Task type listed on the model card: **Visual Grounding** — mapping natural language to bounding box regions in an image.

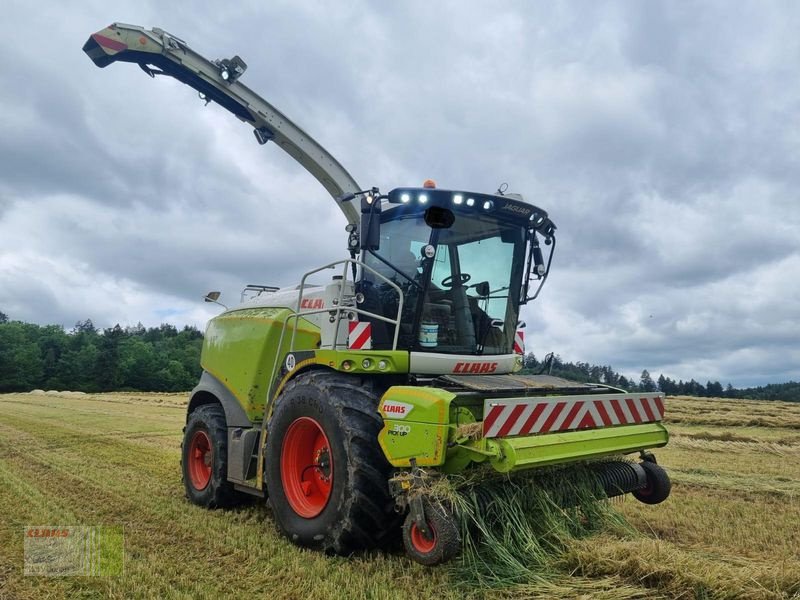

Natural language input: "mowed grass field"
[0,391,798,599]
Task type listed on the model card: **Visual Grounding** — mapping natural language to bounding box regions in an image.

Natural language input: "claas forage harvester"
[84,23,670,565]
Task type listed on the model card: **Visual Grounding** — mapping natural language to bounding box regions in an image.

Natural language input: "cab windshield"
[360,207,526,354]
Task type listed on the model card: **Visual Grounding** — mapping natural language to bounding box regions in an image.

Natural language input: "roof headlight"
[217,55,247,84]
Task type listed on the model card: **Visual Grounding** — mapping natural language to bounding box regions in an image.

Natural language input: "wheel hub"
[280,417,334,518]
[187,430,212,491]
[314,447,331,482]
[410,521,437,554]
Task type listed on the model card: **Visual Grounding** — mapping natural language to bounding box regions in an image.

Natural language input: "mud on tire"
[181,403,244,508]
[402,498,461,566]
[265,370,399,554]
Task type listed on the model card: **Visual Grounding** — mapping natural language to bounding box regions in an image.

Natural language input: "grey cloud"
[1,1,799,387]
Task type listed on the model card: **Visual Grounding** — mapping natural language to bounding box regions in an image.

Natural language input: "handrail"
[292,259,404,351]
[265,258,405,404]
[240,284,280,304]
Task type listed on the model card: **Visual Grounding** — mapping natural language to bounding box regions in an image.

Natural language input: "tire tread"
[268,370,399,553]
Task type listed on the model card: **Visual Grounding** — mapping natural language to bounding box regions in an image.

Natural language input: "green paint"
[441,439,501,474]
[377,387,456,467]
[374,384,669,474]
[202,307,320,421]
[380,420,450,466]
[442,422,668,474]
[202,306,668,476]
[314,349,409,374]
[487,422,669,472]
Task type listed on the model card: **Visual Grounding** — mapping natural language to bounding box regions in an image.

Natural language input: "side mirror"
[360,194,381,251]
[473,281,490,297]
[203,291,228,309]
[532,239,545,278]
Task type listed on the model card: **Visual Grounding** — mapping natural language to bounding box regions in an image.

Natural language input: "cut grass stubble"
[1,392,799,599]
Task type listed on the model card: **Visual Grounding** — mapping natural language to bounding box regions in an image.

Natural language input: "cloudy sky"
[1,1,798,387]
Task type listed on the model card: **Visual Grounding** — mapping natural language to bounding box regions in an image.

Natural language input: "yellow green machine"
[84,23,670,565]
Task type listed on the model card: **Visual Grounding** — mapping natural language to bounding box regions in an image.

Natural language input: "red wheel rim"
[410,522,437,554]
[281,417,334,518]
[187,430,212,490]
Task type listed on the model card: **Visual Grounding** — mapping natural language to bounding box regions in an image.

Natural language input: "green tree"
[154,359,190,392]
[95,325,125,391]
[0,322,44,392]
[639,370,657,392]
[601,366,619,386]
[38,325,68,389]
[523,353,538,370]
[657,374,678,395]
[72,319,96,334]
[118,337,159,390]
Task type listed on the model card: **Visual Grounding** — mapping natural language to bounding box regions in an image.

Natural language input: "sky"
[1,1,798,387]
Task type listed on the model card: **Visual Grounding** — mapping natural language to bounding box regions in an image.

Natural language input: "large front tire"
[181,404,242,508]
[265,371,398,554]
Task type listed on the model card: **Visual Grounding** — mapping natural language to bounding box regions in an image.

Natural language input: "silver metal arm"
[83,23,361,224]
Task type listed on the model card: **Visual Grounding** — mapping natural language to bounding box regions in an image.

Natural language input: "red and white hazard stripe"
[482,393,665,438]
[513,331,524,354]
[348,321,372,350]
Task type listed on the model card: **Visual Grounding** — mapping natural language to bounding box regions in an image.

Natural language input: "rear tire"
[633,461,671,505]
[181,404,243,508]
[265,371,398,554]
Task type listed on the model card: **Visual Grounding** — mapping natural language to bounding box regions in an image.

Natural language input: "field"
[0,392,799,599]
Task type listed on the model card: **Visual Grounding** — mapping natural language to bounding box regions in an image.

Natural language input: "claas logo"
[26,528,70,538]
[381,401,413,418]
[452,362,498,374]
[300,298,324,309]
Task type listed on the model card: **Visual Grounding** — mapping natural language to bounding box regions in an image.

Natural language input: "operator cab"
[358,186,555,355]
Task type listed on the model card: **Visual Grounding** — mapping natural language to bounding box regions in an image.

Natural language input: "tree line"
[519,353,799,402]
[0,311,797,400]
[0,313,202,393]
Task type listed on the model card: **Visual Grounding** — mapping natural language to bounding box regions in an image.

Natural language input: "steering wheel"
[441,273,471,288]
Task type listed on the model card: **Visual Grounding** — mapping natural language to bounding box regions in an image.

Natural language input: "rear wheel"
[186,429,212,490]
[265,371,398,553]
[181,404,242,508]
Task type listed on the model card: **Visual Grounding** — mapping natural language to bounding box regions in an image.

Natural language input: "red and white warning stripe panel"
[482,393,665,439]
[513,331,524,354]
[348,321,372,350]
